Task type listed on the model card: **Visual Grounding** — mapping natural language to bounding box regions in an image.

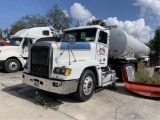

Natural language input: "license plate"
[34,81,39,87]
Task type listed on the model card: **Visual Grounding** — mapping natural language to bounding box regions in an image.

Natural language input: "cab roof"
[64,25,106,31]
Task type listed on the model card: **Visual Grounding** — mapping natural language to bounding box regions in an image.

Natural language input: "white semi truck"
[0,27,61,73]
[22,25,150,101]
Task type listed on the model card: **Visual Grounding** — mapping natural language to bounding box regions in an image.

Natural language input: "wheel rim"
[9,62,18,71]
[83,76,93,95]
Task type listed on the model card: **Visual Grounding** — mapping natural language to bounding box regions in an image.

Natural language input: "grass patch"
[35,92,60,110]
[134,62,160,85]
[35,92,48,109]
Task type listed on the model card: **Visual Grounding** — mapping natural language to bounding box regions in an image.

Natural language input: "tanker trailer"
[109,28,150,59]
[108,28,150,81]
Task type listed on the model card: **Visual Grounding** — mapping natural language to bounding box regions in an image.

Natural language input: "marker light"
[64,69,72,76]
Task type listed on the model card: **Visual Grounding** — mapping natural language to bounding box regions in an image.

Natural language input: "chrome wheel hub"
[9,62,18,70]
[83,76,93,95]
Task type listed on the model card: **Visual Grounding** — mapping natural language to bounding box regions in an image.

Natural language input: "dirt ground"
[0,70,160,120]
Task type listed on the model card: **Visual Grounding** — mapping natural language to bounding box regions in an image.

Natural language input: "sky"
[0,0,160,43]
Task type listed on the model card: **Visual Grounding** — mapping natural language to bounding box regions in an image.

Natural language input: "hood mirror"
[68,36,75,45]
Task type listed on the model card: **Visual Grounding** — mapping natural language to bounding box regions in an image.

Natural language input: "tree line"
[147,27,160,65]
[0,4,107,41]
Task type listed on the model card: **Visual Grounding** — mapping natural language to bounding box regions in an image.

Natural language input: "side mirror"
[69,38,75,45]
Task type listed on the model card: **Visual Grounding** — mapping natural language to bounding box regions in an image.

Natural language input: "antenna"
[69,48,77,63]
[68,38,77,65]
[67,42,71,65]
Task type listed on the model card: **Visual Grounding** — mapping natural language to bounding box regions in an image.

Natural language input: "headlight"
[54,67,72,76]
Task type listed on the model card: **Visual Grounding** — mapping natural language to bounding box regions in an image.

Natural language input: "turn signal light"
[64,69,72,76]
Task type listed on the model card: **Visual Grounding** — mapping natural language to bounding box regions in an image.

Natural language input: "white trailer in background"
[0,27,61,72]
[22,25,150,101]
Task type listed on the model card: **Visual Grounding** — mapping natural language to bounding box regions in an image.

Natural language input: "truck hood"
[0,46,18,52]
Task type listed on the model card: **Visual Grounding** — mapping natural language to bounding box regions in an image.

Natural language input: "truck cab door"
[21,38,33,58]
[97,30,109,67]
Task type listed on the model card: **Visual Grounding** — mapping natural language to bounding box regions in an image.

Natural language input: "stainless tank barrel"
[108,28,150,58]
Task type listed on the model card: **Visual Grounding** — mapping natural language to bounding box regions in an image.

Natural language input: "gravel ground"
[0,70,160,120]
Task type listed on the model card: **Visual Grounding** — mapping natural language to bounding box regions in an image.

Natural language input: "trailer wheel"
[4,59,20,73]
[74,69,95,102]
[154,68,160,74]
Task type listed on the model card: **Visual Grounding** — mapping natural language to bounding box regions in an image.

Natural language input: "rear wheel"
[4,59,20,73]
[154,68,160,74]
[74,69,95,102]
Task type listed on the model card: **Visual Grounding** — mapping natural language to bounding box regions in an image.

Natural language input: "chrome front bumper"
[22,73,79,94]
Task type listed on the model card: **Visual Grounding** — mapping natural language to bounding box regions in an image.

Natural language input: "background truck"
[0,26,61,73]
[22,25,150,101]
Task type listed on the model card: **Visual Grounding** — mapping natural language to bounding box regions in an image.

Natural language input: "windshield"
[62,28,97,42]
[9,38,23,46]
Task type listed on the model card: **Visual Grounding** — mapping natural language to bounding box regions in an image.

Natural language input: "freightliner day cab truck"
[0,27,61,73]
[22,25,150,101]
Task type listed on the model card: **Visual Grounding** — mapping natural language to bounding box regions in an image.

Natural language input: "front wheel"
[4,59,20,73]
[74,69,95,102]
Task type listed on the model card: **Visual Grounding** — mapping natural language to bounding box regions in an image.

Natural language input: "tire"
[154,68,160,74]
[4,59,20,73]
[110,82,117,90]
[113,66,123,82]
[74,69,95,102]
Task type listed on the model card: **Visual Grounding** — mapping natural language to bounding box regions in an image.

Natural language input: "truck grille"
[30,46,50,78]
